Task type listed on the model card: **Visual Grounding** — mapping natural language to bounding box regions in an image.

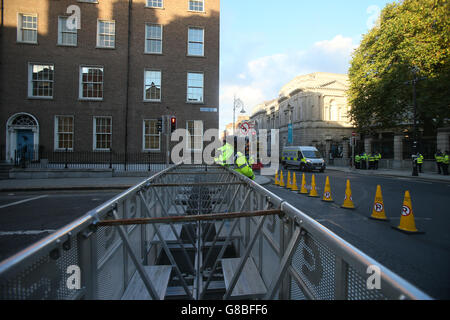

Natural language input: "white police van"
[281,146,326,172]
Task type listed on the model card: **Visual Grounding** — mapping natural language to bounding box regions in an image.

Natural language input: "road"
[264,168,450,299]
[0,171,449,299]
[0,190,121,262]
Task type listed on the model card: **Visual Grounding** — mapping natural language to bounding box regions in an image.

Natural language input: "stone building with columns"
[250,72,450,169]
[250,72,354,162]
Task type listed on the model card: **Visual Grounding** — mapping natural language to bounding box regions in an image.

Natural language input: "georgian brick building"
[0,0,220,163]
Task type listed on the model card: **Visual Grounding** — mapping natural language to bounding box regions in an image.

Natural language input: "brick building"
[0,0,220,163]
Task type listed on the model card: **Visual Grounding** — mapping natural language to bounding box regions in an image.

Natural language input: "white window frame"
[143,119,161,151]
[187,27,204,56]
[143,69,162,102]
[93,116,112,151]
[146,0,164,8]
[186,72,204,103]
[188,0,205,12]
[79,66,104,101]
[58,16,77,46]
[96,20,115,49]
[17,13,38,44]
[186,120,203,152]
[28,63,54,99]
[54,116,74,151]
[145,23,163,54]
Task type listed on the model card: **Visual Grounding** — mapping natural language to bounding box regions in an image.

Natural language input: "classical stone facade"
[250,72,354,160]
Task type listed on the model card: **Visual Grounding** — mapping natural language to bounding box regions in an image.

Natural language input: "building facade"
[250,72,353,160]
[0,0,220,163]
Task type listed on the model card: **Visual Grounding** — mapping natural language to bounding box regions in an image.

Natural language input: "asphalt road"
[0,190,121,262]
[265,168,450,299]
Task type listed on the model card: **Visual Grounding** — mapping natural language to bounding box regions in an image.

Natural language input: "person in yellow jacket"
[416,152,424,173]
[435,150,444,174]
[214,142,255,180]
[443,151,449,176]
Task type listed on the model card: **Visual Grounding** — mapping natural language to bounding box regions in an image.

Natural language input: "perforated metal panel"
[347,264,386,300]
[290,232,336,300]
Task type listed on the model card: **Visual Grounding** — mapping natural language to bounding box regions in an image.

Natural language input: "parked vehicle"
[281,146,326,172]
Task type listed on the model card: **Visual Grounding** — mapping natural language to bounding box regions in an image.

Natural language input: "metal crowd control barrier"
[0,164,431,300]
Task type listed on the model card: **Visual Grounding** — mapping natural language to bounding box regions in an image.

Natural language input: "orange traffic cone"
[299,173,308,194]
[286,171,292,189]
[308,174,319,197]
[291,173,299,191]
[322,176,333,202]
[370,185,388,221]
[341,179,355,209]
[392,191,424,234]
[274,171,279,186]
[279,170,285,187]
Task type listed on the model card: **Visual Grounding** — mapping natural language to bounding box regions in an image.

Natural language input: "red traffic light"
[170,117,176,132]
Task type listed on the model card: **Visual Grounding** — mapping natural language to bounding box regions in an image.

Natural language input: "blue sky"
[219,0,394,131]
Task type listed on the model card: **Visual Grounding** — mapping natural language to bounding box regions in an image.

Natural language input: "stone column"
[394,135,403,160]
[437,127,450,153]
[364,138,372,154]
[342,140,349,159]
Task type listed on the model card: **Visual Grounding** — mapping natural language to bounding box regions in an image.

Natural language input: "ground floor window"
[93,116,112,150]
[143,119,160,151]
[186,120,203,151]
[55,116,74,150]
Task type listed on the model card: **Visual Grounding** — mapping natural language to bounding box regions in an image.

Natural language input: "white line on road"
[0,195,49,209]
[0,230,55,236]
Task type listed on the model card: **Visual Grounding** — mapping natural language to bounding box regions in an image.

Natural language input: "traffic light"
[157,118,162,133]
[170,116,176,133]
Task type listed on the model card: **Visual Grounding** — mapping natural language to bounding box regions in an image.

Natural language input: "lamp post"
[406,66,426,177]
[233,95,246,136]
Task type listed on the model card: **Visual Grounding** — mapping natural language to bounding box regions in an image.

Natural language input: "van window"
[303,150,322,159]
[298,151,303,159]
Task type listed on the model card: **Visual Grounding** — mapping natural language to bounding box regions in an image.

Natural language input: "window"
[187,72,204,103]
[186,120,203,151]
[189,0,204,12]
[145,24,162,54]
[146,0,163,8]
[58,16,77,46]
[188,27,204,56]
[80,66,103,100]
[93,117,112,150]
[97,20,115,48]
[144,70,161,101]
[200,107,217,112]
[17,13,37,43]
[28,64,54,98]
[55,116,74,150]
[143,120,161,150]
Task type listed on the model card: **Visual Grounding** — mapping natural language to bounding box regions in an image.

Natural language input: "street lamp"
[405,66,426,177]
[233,95,246,136]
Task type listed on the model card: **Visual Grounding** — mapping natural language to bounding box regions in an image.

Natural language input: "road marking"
[0,230,55,236]
[0,195,48,209]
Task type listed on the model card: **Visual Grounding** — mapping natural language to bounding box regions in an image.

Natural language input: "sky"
[218,0,395,131]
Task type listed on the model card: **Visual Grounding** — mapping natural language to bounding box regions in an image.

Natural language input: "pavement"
[0,173,272,192]
[326,165,450,182]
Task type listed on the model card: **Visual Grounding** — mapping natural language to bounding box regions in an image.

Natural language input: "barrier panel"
[0,164,431,300]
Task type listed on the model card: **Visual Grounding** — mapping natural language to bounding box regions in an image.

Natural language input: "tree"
[348,0,450,135]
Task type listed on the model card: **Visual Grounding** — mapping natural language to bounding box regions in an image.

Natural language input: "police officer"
[368,153,376,170]
[443,151,449,176]
[355,154,361,169]
[416,152,424,173]
[360,153,366,170]
[215,142,255,180]
[435,150,443,174]
[375,151,381,170]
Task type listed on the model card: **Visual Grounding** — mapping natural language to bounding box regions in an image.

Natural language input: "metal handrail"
[0,163,433,300]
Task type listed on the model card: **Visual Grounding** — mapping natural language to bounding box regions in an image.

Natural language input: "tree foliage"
[348,0,450,134]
